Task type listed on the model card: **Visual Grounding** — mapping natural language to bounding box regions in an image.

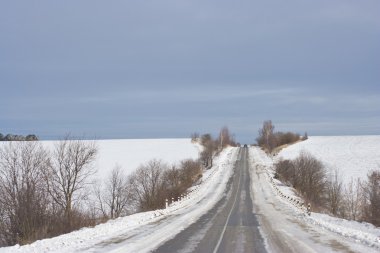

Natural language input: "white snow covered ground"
[249,146,380,251]
[277,136,380,185]
[0,147,238,253]
[1,138,200,181]
[90,138,201,180]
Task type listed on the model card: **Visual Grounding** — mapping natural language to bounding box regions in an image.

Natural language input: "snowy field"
[0,147,238,253]
[277,136,380,185]
[89,138,201,180]
[1,138,201,180]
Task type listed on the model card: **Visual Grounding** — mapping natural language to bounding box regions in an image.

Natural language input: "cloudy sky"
[1,0,379,143]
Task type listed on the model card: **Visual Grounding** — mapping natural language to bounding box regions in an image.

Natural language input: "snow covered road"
[153,147,266,253]
[1,145,380,253]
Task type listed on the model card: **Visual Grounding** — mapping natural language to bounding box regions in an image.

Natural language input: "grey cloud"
[1,0,379,143]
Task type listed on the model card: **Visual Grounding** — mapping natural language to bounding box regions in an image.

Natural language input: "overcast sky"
[1,0,379,143]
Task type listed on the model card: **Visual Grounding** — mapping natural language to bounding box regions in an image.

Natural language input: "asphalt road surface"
[153,147,266,253]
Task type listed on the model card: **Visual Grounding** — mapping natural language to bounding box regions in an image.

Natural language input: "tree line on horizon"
[0,133,38,141]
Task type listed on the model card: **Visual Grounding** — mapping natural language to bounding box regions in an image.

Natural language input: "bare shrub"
[327,169,344,217]
[276,153,327,208]
[95,165,129,219]
[128,159,168,211]
[163,159,202,203]
[44,137,97,232]
[293,152,327,207]
[344,178,362,221]
[362,170,380,226]
[275,132,300,147]
[0,142,50,246]
[274,159,296,186]
[200,134,216,168]
[180,159,202,187]
[163,165,184,201]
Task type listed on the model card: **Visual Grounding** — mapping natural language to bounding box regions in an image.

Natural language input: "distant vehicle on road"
[244,144,248,148]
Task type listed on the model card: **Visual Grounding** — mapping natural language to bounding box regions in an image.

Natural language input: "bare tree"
[128,159,168,211]
[44,137,97,230]
[274,159,295,186]
[257,120,276,152]
[163,165,184,201]
[200,134,216,168]
[327,169,344,217]
[162,159,202,202]
[190,132,200,142]
[344,178,362,221]
[293,152,328,207]
[96,165,129,219]
[180,159,202,187]
[0,142,50,245]
[362,170,380,226]
[275,153,327,208]
[219,126,232,148]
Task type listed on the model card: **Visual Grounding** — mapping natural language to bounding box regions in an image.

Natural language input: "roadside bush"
[128,159,168,212]
[163,165,185,201]
[275,156,380,228]
[344,178,362,221]
[128,158,203,212]
[293,152,327,207]
[275,159,295,186]
[200,134,216,168]
[362,170,380,226]
[275,132,300,147]
[327,170,344,217]
[275,152,328,208]
[180,159,202,187]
